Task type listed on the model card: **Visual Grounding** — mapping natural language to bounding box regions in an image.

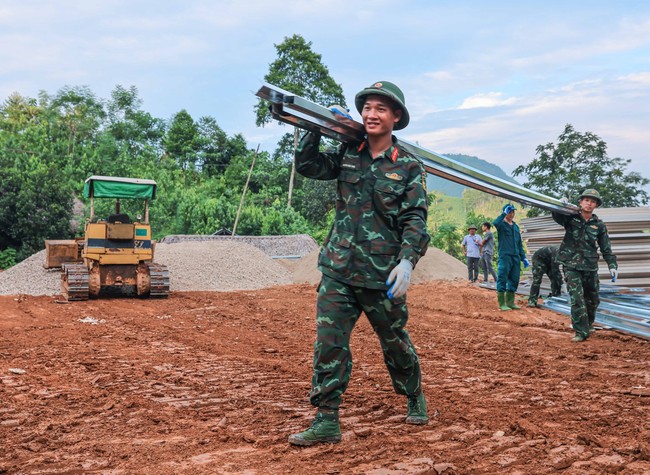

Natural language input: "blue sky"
[2,0,649,191]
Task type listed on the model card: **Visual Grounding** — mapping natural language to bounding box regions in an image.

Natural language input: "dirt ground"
[1,281,648,475]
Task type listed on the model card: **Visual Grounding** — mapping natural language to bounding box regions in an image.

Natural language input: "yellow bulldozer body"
[44,175,169,301]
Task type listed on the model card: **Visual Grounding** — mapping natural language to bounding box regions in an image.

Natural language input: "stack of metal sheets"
[521,207,650,289]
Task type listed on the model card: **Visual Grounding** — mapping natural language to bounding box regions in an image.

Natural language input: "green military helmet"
[579,188,603,206]
[468,224,477,231]
[355,81,410,130]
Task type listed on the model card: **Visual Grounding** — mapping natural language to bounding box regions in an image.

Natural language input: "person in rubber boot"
[289,81,430,446]
[552,189,617,342]
[493,204,529,311]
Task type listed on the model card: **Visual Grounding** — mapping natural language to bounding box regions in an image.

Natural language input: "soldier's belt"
[256,83,579,215]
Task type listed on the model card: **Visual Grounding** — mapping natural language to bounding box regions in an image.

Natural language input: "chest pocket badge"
[385,172,403,181]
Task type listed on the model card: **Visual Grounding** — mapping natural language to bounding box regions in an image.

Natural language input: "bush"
[0,247,17,270]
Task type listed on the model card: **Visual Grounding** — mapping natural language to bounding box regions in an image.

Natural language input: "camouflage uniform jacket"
[295,132,430,289]
[532,246,559,268]
[551,211,617,271]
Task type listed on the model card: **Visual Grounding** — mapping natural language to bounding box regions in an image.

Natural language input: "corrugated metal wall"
[521,207,650,290]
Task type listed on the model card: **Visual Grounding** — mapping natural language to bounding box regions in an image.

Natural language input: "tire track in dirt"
[1,283,649,474]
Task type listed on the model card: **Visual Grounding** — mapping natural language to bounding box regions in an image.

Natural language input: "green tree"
[254,34,346,206]
[195,116,234,177]
[48,86,105,167]
[513,124,649,214]
[465,210,490,233]
[0,247,17,269]
[431,222,464,261]
[105,85,166,171]
[164,109,200,170]
[254,34,347,128]
[0,93,76,260]
[0,80,339,259]
[293,178,337,225]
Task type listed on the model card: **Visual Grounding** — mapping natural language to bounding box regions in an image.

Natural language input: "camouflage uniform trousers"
[528,260,563,304]
[309,274,423,410]
[565,269,600,339]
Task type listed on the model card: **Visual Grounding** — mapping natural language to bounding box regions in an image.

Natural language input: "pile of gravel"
[155,241,293,291]
[159,234,318,258]
[290,246,468,285]
[0,250,61,296]
[0,240,294,296]
[0,234,467,297]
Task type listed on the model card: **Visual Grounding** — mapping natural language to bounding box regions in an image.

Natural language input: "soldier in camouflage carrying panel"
[288,81,431,446]
[527,246,563,307]
[552,189,618,342]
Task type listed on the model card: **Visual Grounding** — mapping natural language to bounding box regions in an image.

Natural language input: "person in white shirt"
[461,224,482,283]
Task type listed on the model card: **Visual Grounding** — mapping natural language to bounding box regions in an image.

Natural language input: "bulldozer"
[44,175,170,301]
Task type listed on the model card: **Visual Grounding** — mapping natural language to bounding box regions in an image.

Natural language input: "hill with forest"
[426,153,520,197]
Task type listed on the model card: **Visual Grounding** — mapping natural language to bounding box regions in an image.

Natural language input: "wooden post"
[233,145,260,236]
[287,128,298,207]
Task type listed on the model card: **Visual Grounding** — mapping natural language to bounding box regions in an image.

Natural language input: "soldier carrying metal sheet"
[288,81,430,446]
[552,189,618,342]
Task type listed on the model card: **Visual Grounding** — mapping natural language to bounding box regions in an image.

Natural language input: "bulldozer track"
[147,263,170,298]
[61,263,90,301]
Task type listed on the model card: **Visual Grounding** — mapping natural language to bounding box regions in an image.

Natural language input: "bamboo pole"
[287,128,298,207]
[232,144,260,236]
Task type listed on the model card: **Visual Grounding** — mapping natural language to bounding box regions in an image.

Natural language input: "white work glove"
[386,259,413,300]
[610,268,618,282]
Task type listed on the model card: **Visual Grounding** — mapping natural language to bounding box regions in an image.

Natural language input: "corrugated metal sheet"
[542,289,650,340]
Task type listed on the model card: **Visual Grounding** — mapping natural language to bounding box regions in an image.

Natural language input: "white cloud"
[458,92,517,110]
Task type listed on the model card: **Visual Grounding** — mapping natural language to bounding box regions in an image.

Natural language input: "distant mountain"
[425,153,520,197]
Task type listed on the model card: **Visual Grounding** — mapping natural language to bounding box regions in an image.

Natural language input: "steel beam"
[256,83,579,215]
